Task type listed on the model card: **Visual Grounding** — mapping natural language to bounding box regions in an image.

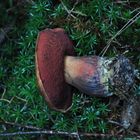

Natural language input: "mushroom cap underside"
[35,28,75,112]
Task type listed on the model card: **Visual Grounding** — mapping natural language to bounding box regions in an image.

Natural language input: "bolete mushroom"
[35,28,136,112]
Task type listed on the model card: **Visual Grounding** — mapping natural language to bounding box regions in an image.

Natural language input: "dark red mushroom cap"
[35,28,75,112]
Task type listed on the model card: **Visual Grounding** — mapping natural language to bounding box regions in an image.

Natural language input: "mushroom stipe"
[36,28,137,112]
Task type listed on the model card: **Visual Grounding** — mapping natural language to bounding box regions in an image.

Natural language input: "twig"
[71,10,87,16]
[75,130,81,140]
[0,130,140,138]
[0,85,6,99]
[131,7,140,14]
[60,0,86,19]
[0,121,41,131]
[0,96,27,104]
[114,0,129,4]
[60,0,76,18]
[100,11,140,56]
[69,0,79,13]
[108,120,123,127]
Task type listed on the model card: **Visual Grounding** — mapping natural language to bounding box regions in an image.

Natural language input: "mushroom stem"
[64,56,113,97]
[64,55,135,98]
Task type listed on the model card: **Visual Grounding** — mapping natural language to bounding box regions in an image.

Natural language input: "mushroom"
[35,28,136,112]
[35,28,75,112]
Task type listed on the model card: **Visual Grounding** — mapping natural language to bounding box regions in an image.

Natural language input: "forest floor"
[0,0,140,139]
